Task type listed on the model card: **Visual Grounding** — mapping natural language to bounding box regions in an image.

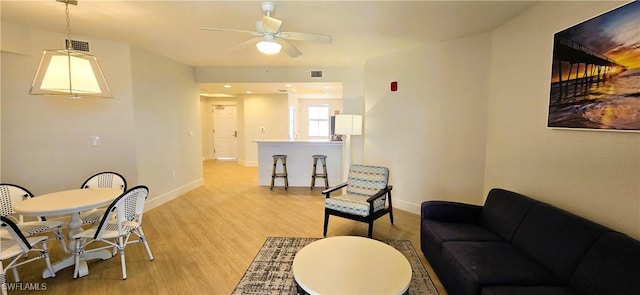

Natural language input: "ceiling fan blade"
[279,31,332,43]
[277,39,302,58]
[229,37,262,51]
[262,15,282,34]
[200,27,261,36]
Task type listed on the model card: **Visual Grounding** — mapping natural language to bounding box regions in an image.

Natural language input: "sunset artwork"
[548,2,640,131]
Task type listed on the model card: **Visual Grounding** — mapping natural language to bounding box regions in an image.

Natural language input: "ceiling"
[1,0,534,97]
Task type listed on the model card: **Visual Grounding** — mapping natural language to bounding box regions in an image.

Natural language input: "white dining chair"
[73,185,154,280]
[78,172,127,225]
[0,183,68,254]
[1,216,55,295]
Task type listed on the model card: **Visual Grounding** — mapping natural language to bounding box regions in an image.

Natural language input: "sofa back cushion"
[569,232,640,295]
[480,188,539,241]
[512,204,609,282]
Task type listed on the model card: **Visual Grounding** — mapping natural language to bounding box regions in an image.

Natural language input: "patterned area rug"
[232,237,440,295]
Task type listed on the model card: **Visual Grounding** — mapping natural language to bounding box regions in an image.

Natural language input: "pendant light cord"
[65,1,72,50]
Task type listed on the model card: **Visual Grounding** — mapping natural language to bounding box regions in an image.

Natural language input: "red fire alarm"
[391,81,398,92]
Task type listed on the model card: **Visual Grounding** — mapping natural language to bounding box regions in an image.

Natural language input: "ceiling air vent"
[310,70,323,79]
[65,39,90,52]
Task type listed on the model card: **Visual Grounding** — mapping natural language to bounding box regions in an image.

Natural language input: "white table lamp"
[334,114,362,181]
[334,115,362,136]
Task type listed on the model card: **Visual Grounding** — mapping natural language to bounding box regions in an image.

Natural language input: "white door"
[212,105,238,160]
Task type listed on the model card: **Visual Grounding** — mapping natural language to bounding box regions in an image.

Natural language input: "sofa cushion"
[569,232,640,295]
[421,201,483,223]
[512,204,609,282]
[440,241,561,295]
[481,286,576,295]
[325,194,385,217]
[421,220,502,276]
[424,221,502,244]
[480,188,539,241]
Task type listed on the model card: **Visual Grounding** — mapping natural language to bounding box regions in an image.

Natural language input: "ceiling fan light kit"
[256,40,282,55]
[256,34,282,55]
[201,1,332,57]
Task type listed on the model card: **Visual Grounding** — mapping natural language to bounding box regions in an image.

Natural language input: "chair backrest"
[0,216,32,251]
[81,171,127,192]
[0,183,35,223]
[345,164,390,197]
[94,185,149,239]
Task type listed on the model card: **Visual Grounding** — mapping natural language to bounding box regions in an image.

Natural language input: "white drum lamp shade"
[334,114,362,136]
[30,49,112,98]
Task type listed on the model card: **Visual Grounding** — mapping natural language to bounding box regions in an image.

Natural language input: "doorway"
[212,105,238,160]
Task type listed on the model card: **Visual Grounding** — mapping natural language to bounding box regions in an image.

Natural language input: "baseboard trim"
[393,198,421,215]
[145,178,204,212]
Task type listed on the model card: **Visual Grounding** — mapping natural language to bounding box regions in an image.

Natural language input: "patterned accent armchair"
[322,164,394,238]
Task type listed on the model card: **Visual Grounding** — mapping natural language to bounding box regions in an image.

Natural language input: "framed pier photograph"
[547,2,640,131]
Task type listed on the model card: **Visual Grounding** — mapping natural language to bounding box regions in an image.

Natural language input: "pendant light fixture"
[29,0,112,99]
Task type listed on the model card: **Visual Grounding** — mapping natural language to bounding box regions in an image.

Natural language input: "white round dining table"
[12,187,123,278]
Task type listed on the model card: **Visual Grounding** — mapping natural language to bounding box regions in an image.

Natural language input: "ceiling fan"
[200,1,332,57]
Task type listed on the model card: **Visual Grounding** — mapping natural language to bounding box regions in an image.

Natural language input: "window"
[308,105,329,137]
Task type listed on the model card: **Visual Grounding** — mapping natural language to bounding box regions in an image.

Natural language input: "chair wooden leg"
[389,207,394,224]
[270,160,276,190]
[282,159,288,190]
[323,212,330,237]
[311,157,317,190]
[367,221,374,238]
[322,158,329,189]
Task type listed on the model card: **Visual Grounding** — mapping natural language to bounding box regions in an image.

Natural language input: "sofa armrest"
[421,200,482,223]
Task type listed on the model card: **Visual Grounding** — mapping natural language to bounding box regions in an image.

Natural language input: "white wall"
[486,1,640,239]
[1,22,203,209]
[1,26,137,195]
[243,93,289,166]
[130,47,203,209]
[364,33,492,213]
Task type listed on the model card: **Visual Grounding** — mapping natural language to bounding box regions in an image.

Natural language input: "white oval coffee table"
[292,236,412,294]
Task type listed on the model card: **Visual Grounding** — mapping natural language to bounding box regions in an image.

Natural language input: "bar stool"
[310,154,329,190]
[270,155,288,190]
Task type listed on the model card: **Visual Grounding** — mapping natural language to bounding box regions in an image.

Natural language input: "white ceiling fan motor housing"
[261,2,276,16]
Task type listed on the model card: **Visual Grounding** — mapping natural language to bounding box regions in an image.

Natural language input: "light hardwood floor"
[7,160,447,294]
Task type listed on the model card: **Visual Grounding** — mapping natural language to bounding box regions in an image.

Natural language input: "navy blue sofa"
[420,188,640,295]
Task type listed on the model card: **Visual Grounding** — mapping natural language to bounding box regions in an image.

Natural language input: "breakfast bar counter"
[255,140,343,188]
